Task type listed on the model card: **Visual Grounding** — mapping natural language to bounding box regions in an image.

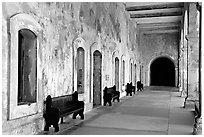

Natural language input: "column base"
[193,117,202,135]
[184,99,195,109]
[179,89,186,97]
[178,86,187,97]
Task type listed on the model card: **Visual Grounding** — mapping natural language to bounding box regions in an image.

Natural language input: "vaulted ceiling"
[125,2,184,34]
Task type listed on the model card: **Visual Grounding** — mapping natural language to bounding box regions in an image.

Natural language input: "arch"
[90,42,104,106]
[121,55,126,86]
[129,58,133,83]
[121,55,126,61]
[90,42,101,53]
[115,57,119,91]
[9,13,42,120]
[148,55,176,69]
[112,50,120,60]
[10,13,42,34]
[72,37,87,93]
[77,47,85,94]
[134,63,137,86]
[147,54,177,86]
[112,49,120,88]
[150,56,176,87]
[93,50,102,107]
[18,29,37,104]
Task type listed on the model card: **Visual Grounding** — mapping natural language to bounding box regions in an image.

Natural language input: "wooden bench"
[137,81,143,91]
[43,91,84,132]
[103,85,120,106]
[125,83,136,96]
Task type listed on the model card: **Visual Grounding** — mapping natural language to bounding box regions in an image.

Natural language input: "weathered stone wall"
[184,2,200,107]
[139,32,179,86]
[2,2,138,134]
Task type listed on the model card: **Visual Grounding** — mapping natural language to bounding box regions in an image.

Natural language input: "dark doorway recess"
[115,57,119,91]
[93,50,102,108]
[150,57,175,87]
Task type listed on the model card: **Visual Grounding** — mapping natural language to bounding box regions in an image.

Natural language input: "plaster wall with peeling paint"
[2,2,139,134]
[138,32,180,86]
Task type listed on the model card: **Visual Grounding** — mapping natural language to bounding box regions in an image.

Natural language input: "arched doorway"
[134,64,137,86]
[93,50,102,107]
[150,57,175,87]
[115,57,119,91]
[122,60,125,85]
[77,47,85,94]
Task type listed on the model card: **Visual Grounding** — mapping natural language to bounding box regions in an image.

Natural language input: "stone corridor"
[40,86,195,135]
[2,2,202,135]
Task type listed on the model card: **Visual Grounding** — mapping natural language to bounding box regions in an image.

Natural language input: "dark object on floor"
[43,91,84,132]
[125,82,136,96]
[43,95,60,132]
[103,85,120,106]
[137,81,143,91]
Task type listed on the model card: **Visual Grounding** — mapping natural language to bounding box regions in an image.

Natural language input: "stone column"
[178,18,185,96]
[193,116,202,135]
[192,2,202,135]
[183,3,189,98]
[184,3,199,108]
[175,66,178,87]
[179,33,185,96]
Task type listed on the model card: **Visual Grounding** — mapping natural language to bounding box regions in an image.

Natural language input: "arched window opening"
[122,60,125,85]
[134,64,137,86]
[77,47,85,94]
[18,29,37,105]
[115,57,119,91]
[93,50,102,107]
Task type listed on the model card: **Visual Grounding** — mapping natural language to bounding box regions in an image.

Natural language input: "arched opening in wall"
[77,47,85,94]
[18,29,37,105]
[150,57,175,87]
[131,63,133,83]
[115,57,119,91]
[93,50,102,108]
[122,60,125,85]
[121,60,125,92]
[134,64,137,86]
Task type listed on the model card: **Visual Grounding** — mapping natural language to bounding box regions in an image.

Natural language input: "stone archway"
[150,57,175,87]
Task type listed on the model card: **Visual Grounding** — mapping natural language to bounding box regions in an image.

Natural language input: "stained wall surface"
[138,32,179,86]
[2,2,139,134]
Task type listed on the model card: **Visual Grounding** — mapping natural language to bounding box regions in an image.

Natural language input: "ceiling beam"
[133,16,182,24]
[128,7,182,15]
[140,26,180,31]
[130,11,182,18]
[142,30,179,34]
[137,21,181,29]
[126,3,184,11]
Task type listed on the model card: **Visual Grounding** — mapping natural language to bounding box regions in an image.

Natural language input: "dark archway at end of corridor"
[150,57,175,87]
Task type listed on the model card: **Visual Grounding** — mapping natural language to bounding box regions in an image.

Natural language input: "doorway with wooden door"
[93,50,102,107]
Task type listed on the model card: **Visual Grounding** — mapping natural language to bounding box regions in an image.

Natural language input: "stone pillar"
[179,31,185,96]
[175,66,178,87]
[183,3,188,98]
[193,2,202,135]
[193,116,202,135]
[184,3,200,108]
[178,18,185,96]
